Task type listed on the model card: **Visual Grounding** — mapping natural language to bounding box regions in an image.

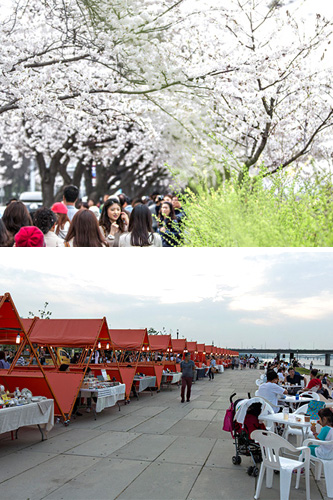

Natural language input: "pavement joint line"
[185,436,219,499]
[0,453,58,486]
[39,457,105,500]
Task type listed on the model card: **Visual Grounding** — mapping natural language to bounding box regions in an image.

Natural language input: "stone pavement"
[0,368,329,500]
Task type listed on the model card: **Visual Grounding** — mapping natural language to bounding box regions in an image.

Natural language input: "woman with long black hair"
[99,198,129,246]
[157,201,181,247]
[119,204,162,247]
[65,209,106,247]
[2,201,32,246]
[0,219,11,247]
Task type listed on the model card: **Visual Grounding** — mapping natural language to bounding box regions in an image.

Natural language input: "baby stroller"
[223,393,271,476]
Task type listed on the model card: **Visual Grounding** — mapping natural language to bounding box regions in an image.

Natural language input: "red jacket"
[307,378,322,390]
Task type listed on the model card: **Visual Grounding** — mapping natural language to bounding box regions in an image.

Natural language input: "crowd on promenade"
[257,358,333,408]
[0,185,186,247]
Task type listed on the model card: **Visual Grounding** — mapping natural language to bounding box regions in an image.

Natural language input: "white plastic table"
[278,395,313,410]
[259,412,312,443]
[0,399,54,440]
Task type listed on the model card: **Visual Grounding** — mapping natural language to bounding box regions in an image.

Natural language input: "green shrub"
[179,167,333,247]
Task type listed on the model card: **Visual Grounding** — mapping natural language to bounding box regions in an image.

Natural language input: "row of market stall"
[0,293,239,424]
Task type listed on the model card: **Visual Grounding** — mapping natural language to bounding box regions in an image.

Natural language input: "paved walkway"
[0,368,329,500]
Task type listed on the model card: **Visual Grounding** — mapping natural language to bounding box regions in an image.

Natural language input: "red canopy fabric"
[21,318,33,332]
[186,341,197,353]
[0,293,26,344]
[24,318,111,347]
[148,335,172,351]
[196,343,205,353]
[109,329,148,350]
[171,339,186,352]
[205,345,213,354]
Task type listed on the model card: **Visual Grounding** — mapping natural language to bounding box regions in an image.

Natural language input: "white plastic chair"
[284,404,313,446]
[252,430,310,500]
[255,390,284,413]
[304,438,333,498]
[300,391,320,401]
[256,379,263,386]
[252,397,275,433]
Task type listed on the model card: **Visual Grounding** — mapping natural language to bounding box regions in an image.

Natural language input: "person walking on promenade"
[208,355,217,380]
[180,352,196,403]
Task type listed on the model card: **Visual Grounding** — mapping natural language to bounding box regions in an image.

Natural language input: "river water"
[242,353,333,375]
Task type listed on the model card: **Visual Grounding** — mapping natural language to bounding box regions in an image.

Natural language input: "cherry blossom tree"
[0,0,332,205]
[199,0,333,181]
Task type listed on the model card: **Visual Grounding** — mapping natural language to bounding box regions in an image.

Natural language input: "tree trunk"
[36,152,57,207]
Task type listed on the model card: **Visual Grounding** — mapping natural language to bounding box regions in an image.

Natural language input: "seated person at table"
[308,408,333,460]
[286,367,304,394]
[286,367,304,385]
[257,370,287,412]
[0,351,10,369]
[300,369,322,393]
[277,368,285,383]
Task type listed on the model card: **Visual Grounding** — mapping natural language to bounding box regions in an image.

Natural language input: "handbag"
[223,402,235,435]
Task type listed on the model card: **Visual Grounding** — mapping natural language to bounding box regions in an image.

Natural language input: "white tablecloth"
[80,384,126,413]
[0,399,54,435]
[161,372,182,384]
[133,376,156,392]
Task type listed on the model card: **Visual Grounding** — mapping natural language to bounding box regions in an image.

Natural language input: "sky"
[1,248,332,351]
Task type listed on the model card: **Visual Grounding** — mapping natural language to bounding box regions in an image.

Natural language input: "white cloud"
[1,249,333,348]
[239,317,276,326]
[280,291,333,320]
[229,294,283,312]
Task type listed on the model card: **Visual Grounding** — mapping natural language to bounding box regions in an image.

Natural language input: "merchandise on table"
[0,386,46,409]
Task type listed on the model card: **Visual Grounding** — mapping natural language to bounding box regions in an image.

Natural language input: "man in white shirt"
[257,370,288,412]
[249,356,255,368]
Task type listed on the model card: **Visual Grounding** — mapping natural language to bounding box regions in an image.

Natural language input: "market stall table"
[259,412,312,443]
[195,367,207,380]
[0,399,54,441]
[161,372,182,389]
[79,383,126,419]
[132,375,156,398]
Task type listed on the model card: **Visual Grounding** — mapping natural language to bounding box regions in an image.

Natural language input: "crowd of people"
[257,360,333,411]
[0,185,186,247]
